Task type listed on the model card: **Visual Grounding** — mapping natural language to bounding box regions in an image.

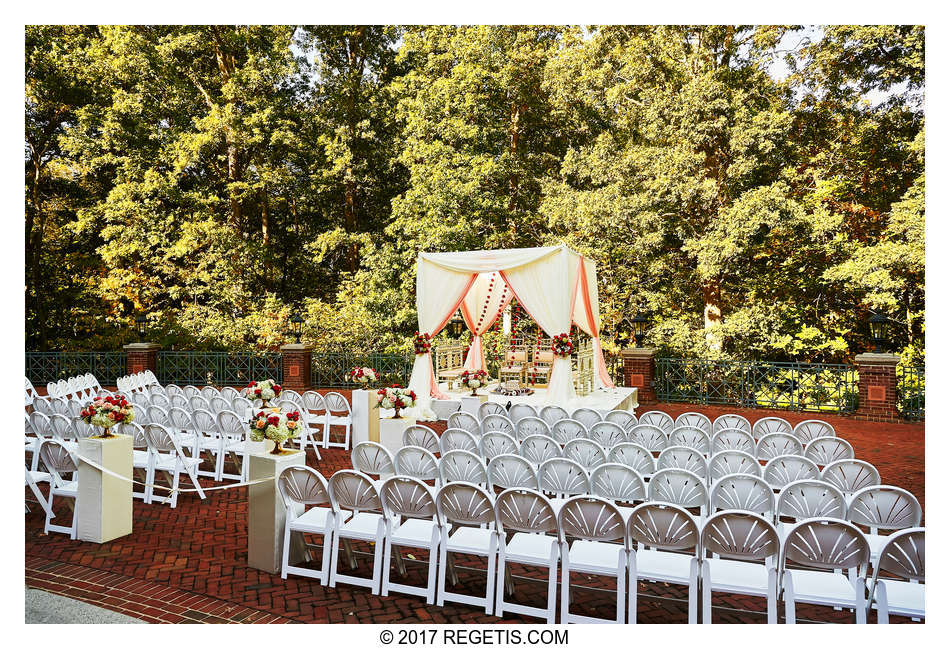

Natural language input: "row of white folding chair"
[25,377,39,406]
[278,466,899,624]
[116,370,159,393]
[44,373,103,402]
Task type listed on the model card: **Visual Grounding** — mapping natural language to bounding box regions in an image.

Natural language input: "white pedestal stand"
[352,389,381,445]
[77,434,133,543]
[460,393,488,416]
[379,417,417,455]
[247,448,307,574]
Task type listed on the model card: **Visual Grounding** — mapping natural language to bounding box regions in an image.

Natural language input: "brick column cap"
[123,342,161,351]
[280,343,313,352]
[621,347,656,359]
[854,352,900,366]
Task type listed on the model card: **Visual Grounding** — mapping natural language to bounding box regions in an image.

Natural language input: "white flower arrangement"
[375,386,418,418]
[347,366,379,385]
[248,409,302,452]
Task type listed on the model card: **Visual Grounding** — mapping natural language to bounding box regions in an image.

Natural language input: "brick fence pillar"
[854,352,901,422]
[621,347,657,405]
[123,342,160,378]
[280,343,312,392]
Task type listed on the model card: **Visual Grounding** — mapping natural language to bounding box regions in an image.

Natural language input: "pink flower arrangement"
[551,333,574,357]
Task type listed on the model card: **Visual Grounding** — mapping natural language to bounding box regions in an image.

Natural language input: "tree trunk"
[703,279,723,352]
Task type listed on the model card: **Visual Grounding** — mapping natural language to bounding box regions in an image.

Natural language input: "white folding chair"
[448,411,480,436]
[558,496,628,623]
[487,454,538,491]
[709,474,774,517]
[822,459,881,497]
[648,468,708,518]
[708,450,761,484]
[763,455,820,491]
[394,446,440,484]
[214,410,252,482]
[628,424,668,454]
[518,435,561,466]
[508,403,537,425]
[637,410,673,433]
[190,408,220,478]
[515,416,550,441]
[551,419,587,445]
[538,458,590,503]
[493,488,560,622]
[403,425,441,455]
[539,405,568,428]
[701,511,780,623]
[571,407,602,430]
[380,476,441,603]
[588,421,627,449]
[847,485,922,563]
[780,518,870,624]
[752,416,792,440]
[755,433,803,461]
[775,479,847,539]
[479,431,518,460]
[436,482,498,614]
[804,437,854,467]
[669,426,711,455]
[37,440,79,538]
[481,414,515,437]
[607,443,655,477]
[439,428,479,454]
[563,438,607,471]
[792,419,835,443]
[674,412,711,434]
[604,410,637,432]
[142,423,206,508]
[657,446,708,481]
[323,392,352,450]
[478,401,507,420]
[867,528,925,623]
[590,463,647,514]
[278,466,334,585]
[351,441,395,482]
[327,470,386,594]
[713,414,752,435]
[439,450,488,487]
[626,502,700,623]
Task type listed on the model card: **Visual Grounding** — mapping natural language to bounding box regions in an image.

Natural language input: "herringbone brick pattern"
[25,398,923,624]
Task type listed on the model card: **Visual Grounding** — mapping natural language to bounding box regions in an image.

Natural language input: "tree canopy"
[25,25,924,363]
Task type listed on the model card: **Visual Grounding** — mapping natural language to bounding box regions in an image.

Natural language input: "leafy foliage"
[25,25,923,363]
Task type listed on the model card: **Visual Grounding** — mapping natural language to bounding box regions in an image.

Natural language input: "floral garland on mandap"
[459,369,488,396]
[413,332,432,355]
[244,379,282,405]
[81,395,135,437]
[249,409,301,454]
[375,386,418,419]
[551,333,574,357]
[346,366,379,386]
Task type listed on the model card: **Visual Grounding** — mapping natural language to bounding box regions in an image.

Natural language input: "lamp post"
[632,311,648,348]
[449,313,464,338]
[135,314,147,342]
[868,312,888,353]
[290,313,304,345]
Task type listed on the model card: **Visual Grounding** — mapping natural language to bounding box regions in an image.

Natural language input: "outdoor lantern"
[290,313,304,345]
[135,314,147,341]
[632,311,648,347]
[868,312,888,353]
[450,313,464,337]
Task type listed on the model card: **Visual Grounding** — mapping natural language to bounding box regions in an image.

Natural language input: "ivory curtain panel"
[408,245,614,407]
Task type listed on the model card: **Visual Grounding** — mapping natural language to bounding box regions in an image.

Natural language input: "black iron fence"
[897,365,925,421]
[156,351,282,386]
[655,358,859,414]
[25,352,126,386]
[311,351,415,388]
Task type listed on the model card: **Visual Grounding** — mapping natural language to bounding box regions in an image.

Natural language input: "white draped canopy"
[407,245,615,406]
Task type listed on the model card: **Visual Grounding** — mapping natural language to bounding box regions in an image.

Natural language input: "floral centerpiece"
[551,333,574,357]
[248,409,301,454]
[413,332,432,355]
[81,395,135,438]
[244,379,282,406]
[459,369,488,396]
[346,366,379,387]
[375,386,418,419]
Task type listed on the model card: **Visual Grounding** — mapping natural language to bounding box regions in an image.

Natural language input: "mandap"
[407,245,615,407]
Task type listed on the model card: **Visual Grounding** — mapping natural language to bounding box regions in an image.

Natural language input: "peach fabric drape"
[460,271,513,372]
[571,257,615,389]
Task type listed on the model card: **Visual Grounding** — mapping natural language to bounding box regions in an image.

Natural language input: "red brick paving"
[25,396,924,624]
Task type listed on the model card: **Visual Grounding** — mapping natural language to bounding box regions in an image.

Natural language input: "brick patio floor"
[25,395,924,624]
